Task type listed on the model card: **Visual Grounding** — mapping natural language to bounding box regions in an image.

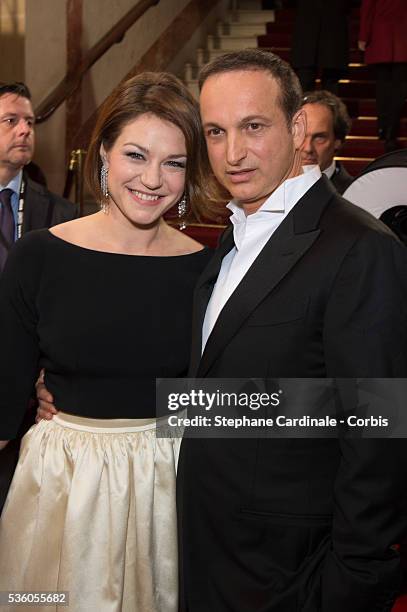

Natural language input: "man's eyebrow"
[0,112,35,120]
[238,115,271,125]
[202,115,271,129]
[202,121,223,129]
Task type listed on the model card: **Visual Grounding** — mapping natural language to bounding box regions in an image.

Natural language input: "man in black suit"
[0,82,77,512]
[0,82,76,265]
[177,50,407,611]
[301,90,354,195]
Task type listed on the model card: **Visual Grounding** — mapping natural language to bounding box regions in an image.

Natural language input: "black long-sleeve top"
[0,229,212,438]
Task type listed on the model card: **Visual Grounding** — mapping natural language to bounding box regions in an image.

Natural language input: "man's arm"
[35,370,58,422]
[321,228,407,611]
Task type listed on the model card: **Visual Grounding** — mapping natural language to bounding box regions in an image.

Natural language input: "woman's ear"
[99,143,109,167]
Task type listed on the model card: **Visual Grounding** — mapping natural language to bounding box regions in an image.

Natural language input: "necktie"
[0,188,15,272]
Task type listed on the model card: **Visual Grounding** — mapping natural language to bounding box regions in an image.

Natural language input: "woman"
[358,0,407,151]
[0,72,215,611]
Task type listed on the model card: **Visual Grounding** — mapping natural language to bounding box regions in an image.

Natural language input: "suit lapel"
[22,177,52,233]
[196,176,336,377]
[188,227,234,376]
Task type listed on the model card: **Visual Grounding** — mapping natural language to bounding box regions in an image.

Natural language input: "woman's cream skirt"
[0,412,181,612]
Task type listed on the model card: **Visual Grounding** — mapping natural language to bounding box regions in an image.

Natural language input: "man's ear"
[334,138,342,153]
[99,143,109,167]
[291,108,306,150]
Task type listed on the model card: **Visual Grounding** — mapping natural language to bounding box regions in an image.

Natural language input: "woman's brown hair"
[86,71,224,221]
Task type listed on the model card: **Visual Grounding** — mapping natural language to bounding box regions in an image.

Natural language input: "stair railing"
[64,149,87,215]
[35,0,160,124]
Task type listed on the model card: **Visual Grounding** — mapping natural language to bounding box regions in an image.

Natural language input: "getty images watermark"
[155,378,407,438]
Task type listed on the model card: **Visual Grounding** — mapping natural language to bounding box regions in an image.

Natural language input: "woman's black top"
[0,229,212,438]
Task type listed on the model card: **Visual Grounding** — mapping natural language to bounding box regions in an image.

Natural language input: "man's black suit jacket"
[22,176,78,232]
[0,175,78,514]
[178,177,407,612]
[330,161,354,195]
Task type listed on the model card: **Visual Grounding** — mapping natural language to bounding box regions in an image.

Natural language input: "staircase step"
[261,46,363,64]
[265,21,294,34]
[350,117,407,137]
[258,31,293,46]
[226,22,267,36]
[259,29,361,48]
[237,0,263,9]
[347,63,375,80]
[266,19,360,39]
[217,34,258,50]
[335,156,374,177]
[342,136,407,157]
[230,9,275,24]
[336,80,375,98]
[344,97,407,117]
[272,8,295,23]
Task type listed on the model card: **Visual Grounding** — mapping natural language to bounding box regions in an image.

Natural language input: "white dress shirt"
[202,165,322,353]
[0,171,22,241]
[323,160,336,180]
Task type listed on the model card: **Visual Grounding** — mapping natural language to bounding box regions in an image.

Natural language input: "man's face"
[300,103,341,171]
[0,93,35,175]
[200,69,305,214]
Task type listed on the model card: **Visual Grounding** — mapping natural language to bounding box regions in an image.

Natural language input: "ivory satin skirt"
[0,412,181,612]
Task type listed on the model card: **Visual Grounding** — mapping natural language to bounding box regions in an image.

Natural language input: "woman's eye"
[126,152,144,160]
[165,160,186,169]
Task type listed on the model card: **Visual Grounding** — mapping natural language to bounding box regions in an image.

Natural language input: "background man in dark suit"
[177,49,407,611]
[0,81,77,512]
[0,82,77,272]
[300,90,354,194]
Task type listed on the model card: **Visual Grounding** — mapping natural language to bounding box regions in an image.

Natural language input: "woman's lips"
[127,187,164,206]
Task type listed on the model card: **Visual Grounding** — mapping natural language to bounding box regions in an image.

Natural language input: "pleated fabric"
[0,412,181,612]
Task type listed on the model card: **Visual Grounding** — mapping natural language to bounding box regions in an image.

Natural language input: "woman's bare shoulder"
[165,225,205,255]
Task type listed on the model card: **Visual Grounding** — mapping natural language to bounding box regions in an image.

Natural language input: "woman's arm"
[0,232,43,440]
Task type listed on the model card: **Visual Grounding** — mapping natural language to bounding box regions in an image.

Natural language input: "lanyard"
[0,176,25,250]
[16,176,26,239]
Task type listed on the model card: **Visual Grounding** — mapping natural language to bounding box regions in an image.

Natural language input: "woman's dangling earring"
[178,193,188,230]
[100,163,109,213]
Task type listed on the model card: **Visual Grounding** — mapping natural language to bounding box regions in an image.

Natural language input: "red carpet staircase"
[257,5,407,176]
[182,4,407,247]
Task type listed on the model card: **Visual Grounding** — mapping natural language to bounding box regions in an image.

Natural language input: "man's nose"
[301,135,313,153]
[226,133,247,165]
[16,118,33,136]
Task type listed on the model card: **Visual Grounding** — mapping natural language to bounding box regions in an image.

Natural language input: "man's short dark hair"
[302,90,351,142]
[0,82,32,101]
[198,49,302,126]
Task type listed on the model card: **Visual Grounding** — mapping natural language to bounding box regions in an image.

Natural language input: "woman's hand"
[0,441,9,451]
[35,369,58,423]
